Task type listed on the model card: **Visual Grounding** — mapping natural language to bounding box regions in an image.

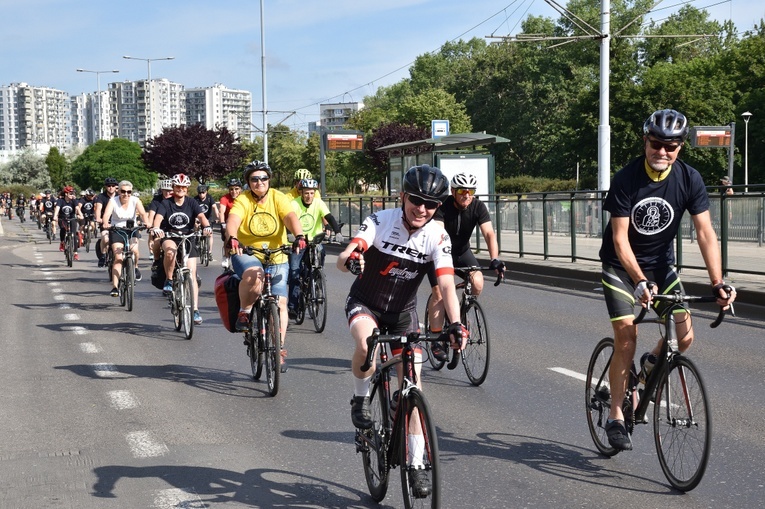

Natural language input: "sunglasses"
[647,138,682,152]
[249,176,270,183]
[407,194,440,210]
[106,184,117,187]
[228,187,241,192]
[453,188,475,196]
[120,189,132,195]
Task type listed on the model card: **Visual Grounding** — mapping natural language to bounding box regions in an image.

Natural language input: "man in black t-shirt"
[94,177,119,267]
[425,172,504,361]
[598,109,736,451]
[193,184,219,260]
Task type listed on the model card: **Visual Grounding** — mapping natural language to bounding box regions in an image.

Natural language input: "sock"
[408,434,425,467]
[354,375,372,398]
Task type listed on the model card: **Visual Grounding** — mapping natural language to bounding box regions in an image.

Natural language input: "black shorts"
[345,296,420,355]
[162,236,199,258]
[601,264,687,321]
[109,229,142,245]
[427,250,478,288]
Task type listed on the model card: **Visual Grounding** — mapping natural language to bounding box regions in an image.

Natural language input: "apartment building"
[319,101,364,131]
[185,84,252,141]
[0,82,69,153]
[108,79,185,145]
[71,90,112,146]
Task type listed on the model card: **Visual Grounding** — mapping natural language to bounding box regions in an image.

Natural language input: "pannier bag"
[215,271,241,333]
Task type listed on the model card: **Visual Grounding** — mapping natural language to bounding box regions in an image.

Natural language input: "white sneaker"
[148,252,154,261]
[221,258,230,269]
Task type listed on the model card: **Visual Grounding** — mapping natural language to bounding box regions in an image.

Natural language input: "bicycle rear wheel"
[311,269,327,333]
[263,301,281,396]
[118,263,127,307]
[125,256,135,312]
[65,234,73,267]
[181,273,194,339]
[84,227,91,253]
[461,300,490,385]
[654,356,711,491]
[423,294,447,370]
[360,379,390,502]
[585,337,619,457]
[399,388,440,509]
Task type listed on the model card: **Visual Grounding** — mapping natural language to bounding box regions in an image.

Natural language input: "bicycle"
[109,225,145,312]
[241,244,291,397]
[164,231,202,340]
[82,219,96,253]
[585,290,732,491]
[294,232,328,333]
[195,222,213,267]
[355,328,448,509]
[43,213,54,243]
[16,205,25,223]
[61,218,78,267]
[423,266,501,386]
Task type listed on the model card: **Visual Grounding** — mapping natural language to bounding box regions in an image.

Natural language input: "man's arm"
[479,221,500,260]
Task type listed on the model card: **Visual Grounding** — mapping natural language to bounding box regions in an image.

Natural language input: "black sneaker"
[110,287,119,298]
[134,267,142,281]
[430,341,448,362]
[409,469,431,498]
[605,419,633,451]
[235,311,250,332]
[350,396,373,429]
[97,256,105,268]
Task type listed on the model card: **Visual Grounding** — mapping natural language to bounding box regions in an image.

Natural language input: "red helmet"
[63,185,75,193]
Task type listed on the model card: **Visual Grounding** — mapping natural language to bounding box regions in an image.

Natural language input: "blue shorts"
[231,254,288,298]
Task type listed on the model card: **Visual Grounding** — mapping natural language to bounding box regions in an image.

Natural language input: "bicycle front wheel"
[461,300,490,385]
[181,273,194,339]
[585,337,619,457]
[311,269,327,333]
[65,235,73,267]
[654,356,711,491]
[423,294,446,371]
[399,388,440,509]
[263,301,281,396]
[201,236,210,267]
[125,256,135,312]
[361,379,390,501]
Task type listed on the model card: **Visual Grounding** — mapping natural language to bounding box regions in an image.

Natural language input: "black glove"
[345,250,362,275]
[712,282,735,298]
[489,258,505,272]
[447,322,469,349]
[226,237,240,255]
[292,234,307,253]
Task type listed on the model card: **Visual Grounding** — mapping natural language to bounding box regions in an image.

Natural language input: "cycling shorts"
[601,264,687,322]
[109,229,142,246]
[344,295,420,355]
[231,254,288,298]
[161,236,200,259]
[427,249,478,288]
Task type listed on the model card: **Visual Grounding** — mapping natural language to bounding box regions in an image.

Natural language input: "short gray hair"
[119,180,133,190]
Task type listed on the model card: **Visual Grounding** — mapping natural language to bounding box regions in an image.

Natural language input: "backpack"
[215,271,241,333]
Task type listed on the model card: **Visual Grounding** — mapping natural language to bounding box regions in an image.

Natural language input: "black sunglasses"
[407,194,440,210]
[249,176,270,183]
[119,189,132,195]
[647,138,682,152]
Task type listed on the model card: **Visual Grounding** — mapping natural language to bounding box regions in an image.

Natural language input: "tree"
[46,147,70,190]
[142,124,248,184]
[0,148,51,189]
[71,138,156,191]
[362,122,430,191]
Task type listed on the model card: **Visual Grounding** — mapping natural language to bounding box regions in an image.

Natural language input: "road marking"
[549,367,587,382]
[48,282,60,286]
[126,431,168,458]
[63,313,80,321]
[59,303,71,309]
[53,295,65,301]
[92,363,119,377]
[108,390,138,410]
[63,325,88,335]
[153,488,203,508]
[51,287,62,293]
[79,342,102,353]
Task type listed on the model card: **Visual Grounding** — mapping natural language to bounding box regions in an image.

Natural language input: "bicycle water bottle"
[638,352,657,385]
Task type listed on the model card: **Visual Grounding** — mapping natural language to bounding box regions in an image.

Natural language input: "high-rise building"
[319,101,364,131]
[109,78,185,145]
[185,84,252,141]
[0,82,69,153]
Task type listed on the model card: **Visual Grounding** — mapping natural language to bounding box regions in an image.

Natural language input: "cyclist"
[426,171,505,361]
[599,109,737,451]
[287,178,343,318]
[194,184,219,260]
[287,168,321,200]
[29,194,38,222]
[151,173,212,325]
[225,161,306,373]
[103,180,150,297]
[15,193,27,222]
[217,177,243,269]
[147,179,174,263]
[94,177,120,267]
[76,189,97,243]
[337,165,468,495]
[39,190,56,236]
[53,186,83,260]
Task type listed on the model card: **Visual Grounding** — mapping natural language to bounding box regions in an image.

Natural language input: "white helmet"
[159,179,173,191]
[171,173,191,187]
[450,172,477,189]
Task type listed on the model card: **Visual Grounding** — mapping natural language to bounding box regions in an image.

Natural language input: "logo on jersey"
[370,213,380,226]
[631,197,674,235]
[168,212,191,229]
[379,261,419,280]
[200,203,209,214]
[299,211,316,233]
[248,211,278,237]
[381,240,427,260]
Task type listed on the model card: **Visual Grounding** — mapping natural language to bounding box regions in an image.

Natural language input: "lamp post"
[742,111,752,193]
[76,69,119,142]
[122,55,174,142]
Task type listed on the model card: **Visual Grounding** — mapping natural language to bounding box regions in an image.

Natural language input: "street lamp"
[76,68,119,142]
[742,111,753,193]
[122,55,174,141]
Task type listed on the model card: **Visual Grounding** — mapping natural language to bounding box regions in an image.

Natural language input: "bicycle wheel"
[399,388,440,509]
[295,287,306,325]
[65,234,73,267]
[423,294,446,370]
[311,269,327,333]
[118,264,127,307]
[201,236,210,267]
[263,301,281,396]
[84,227,91,253]
[585,337,619,457]
[653,356,711,491]
[47,223,52,243]
[360,379,390,502]
[181,273,194,340]
[125,256,135,312]
[461,300,490,385]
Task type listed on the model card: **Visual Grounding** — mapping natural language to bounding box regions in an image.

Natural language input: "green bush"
[496,176,579,194]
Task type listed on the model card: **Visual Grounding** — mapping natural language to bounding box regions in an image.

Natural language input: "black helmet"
[197,184,208,193]
[227,178,242,188]
[402,165,449,204]
[643,109,689,142]
[242,160,272,183]
[104,177,118,186]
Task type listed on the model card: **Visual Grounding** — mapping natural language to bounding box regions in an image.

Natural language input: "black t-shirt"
[79,198,95,218]
[56,198,78,220]
[599,157,709,270]
[433,196,492,256]
[96,193,113,220]
[148,193,164,213]
[157,197,204,235]
[194,194,215,220]
[41,197,56,213]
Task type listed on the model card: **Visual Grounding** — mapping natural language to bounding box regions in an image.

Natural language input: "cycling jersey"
[433,196,492,256]
[229,189,294,265]
[348,208,454,313]
[219,193,237,222]
[291,196,331,240]
[599,156,709,270]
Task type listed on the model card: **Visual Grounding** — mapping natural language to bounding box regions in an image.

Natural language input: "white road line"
[92,363,119,377]
[48,282,60,286]
[79,342,102,354]
[549,367,587,382]
[59,303,71,309]
[126,431,168,458]
[63,313,80,321]
[63,325,88,335]
[153,487,203,508]
[53,295,65,301]
[108,390,138,410]
[51,288,62,293]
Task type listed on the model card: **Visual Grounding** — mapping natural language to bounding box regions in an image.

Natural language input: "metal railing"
[324,186,765,278]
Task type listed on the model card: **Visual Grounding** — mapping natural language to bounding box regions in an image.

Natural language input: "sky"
[1,0,762,133]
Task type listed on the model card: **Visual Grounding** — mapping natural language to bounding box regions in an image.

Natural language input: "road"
[1,216,764,508]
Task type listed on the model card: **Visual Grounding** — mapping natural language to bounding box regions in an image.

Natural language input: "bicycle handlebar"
[241,244,292,259]
[453,265,504,287]
[633,292,733,329]
[360,328,451,372]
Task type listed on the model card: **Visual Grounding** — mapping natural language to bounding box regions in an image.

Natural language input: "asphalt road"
[1,216,764,508]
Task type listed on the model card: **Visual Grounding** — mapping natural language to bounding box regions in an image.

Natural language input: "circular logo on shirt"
[248,211,277,237]
[299,211,316,233]
[168,212,191,229]
[631,197,674,235]
[200,203,209,214]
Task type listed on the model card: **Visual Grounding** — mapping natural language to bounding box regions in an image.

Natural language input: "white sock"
[408,434,425,467]
[354,375,372,398]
